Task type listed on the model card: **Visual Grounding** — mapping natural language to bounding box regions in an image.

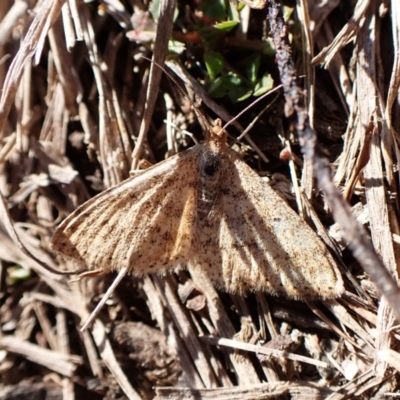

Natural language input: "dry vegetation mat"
[1,0,400,399]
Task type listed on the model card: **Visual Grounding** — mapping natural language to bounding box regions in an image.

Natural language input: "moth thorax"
[197,150,222,220]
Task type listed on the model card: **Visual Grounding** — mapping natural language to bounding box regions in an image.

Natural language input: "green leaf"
[208,72,245,100]
[204,52,224,80]
[148,0,161,22]
[213,20,239,31]
[262,40,275,56]
[168,40,186,54]
[223,72,243,90]
[245,54,260,83]
[208,76,228,98]
[253,73,274,96]
[197,26,218,49]
[229,87,253,102]
[227,1,240,21]
[283,6,294,22]
[149,0,178,23]
[8,266,31,283]
[201,0,226,21]
[237,2,246,12]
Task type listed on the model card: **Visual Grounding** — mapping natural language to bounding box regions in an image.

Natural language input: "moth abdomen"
[197,150,223,220]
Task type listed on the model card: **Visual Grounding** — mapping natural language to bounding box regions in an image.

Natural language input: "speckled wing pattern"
[52,125,344,300]
[193,146,344,299]
[52,147,202,275]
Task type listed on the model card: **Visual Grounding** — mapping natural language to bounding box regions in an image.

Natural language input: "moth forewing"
[193,146,344,299]
[51,146,202,275]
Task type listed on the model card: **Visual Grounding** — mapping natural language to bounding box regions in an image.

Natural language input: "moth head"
[210,118,228,144]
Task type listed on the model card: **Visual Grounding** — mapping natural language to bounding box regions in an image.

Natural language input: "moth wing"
[51,147,201,275]
[197,151,344,299]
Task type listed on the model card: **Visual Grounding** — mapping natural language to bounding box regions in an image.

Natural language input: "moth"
[51,118,344,300]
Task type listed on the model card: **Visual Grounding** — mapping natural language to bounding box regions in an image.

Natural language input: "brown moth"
[51,119,344,300]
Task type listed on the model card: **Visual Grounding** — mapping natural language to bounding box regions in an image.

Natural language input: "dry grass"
[1,0,400,399]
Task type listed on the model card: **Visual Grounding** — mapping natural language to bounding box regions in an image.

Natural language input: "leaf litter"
[1,0,400,399]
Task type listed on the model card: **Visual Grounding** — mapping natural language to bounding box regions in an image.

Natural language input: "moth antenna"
[142,56,213,132]
[0,190,87,276]
[80,267,128,332]
[143,57,282,141]
[222,84,283,139]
